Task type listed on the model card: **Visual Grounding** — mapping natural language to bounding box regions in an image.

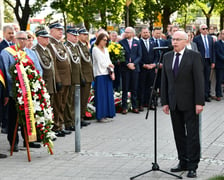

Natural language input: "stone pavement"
[0,100,224,180]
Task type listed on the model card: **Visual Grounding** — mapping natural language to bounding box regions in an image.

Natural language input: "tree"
[152,0,193,33]
[174,4,199,30]
[4,1,14,23]
[195,0,218,27]
[4,0,48,30]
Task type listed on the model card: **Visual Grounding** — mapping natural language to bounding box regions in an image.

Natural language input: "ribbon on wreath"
[6,46,37,142]
[0,69,5,87]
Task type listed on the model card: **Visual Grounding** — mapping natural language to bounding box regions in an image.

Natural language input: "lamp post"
[0,0,4,31]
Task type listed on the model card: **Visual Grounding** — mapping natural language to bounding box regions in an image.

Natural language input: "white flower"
[17,96,24,105]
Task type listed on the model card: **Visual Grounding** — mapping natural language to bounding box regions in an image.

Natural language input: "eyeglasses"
[172,38,186,41]
[125,31,132,33]
[102,39,108,42]
[16,37,27,41]
[202,28,208,30]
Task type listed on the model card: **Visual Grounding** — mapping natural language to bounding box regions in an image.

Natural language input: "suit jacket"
[215,40,224,69]
[139,38,156,68]
[189,42,198,52]
[119,38,142,72]
[161,48,204,111]
[193,34,215,63]
[0,40,9,53]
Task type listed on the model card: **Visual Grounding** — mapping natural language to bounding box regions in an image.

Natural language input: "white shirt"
[92,46,112,77]
[172,48,185,69]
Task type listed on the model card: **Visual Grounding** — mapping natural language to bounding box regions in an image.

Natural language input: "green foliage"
[207,175,224,180]
[4,1,14,23]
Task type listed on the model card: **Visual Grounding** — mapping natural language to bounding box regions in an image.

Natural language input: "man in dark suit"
[214,29,224,101]
[161,31,204,178]
[0,25,14,134]
[138,27,156,111]
[150,27,169,94]
[119,27,142,114]
[0,25,14,53]
[193,24,215,102]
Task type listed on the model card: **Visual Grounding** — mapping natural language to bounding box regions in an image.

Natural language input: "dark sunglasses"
[202,28,208,30]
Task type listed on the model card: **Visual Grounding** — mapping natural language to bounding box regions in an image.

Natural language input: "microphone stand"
[130,50,182,180]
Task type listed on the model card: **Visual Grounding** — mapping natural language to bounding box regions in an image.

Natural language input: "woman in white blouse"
[92,33,116,122]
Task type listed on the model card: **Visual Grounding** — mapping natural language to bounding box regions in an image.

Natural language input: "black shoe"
[11,144,19,152]
[81,121,91,127]
[55,131,65,137]
[1,128,8,134]
[139,106,144,112]
[205,97,211,102]
[187,170,197,178]
[65,126,75,131]
[61,129,72,135]
[170,164,187,172]
[24,142,41,148]
[0,153,7,158]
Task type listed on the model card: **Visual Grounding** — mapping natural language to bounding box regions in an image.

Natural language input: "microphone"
[153,45,173,51]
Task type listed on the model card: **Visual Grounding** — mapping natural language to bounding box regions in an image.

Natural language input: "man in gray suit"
[161,31,204,178]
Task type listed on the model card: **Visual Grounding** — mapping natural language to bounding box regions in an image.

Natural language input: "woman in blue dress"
[92,33,115,122]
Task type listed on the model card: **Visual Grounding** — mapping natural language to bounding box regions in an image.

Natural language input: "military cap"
[66,27,79,36]
[35,26,50,37]
[48,21,64,29]
[78,27,89,34]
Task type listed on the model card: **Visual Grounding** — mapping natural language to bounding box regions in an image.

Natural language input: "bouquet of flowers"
[108,42,125,64]
[10,47,55,154]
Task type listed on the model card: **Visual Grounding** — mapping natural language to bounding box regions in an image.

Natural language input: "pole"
[126,5,129,27]
[74,84,81,152]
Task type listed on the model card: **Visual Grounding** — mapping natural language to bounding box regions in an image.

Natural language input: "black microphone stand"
[130,50,182,180]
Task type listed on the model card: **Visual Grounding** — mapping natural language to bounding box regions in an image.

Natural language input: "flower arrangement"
[10,47,55,154]
[114,91,132,113]
[108,42,125,64]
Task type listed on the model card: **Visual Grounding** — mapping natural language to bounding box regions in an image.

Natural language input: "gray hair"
[126,27,136,35]
[15,31,28,38]
[3,25,14,33]
[110,31,118,35]
[174,30,188,40]
[199,24,207,29]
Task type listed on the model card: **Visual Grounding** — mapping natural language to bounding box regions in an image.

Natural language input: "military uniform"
[47,35,71,132]
[77,38,93,119]
[64,38,82,129]
[33,43,57,106]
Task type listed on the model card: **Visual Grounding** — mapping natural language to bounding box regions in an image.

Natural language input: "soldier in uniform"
[47,21,72,137]
[33,27,57,107]
[77,28,93,127]
[64,28,82,130]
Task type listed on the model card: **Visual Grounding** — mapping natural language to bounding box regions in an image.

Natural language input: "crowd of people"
[0,21,224,178]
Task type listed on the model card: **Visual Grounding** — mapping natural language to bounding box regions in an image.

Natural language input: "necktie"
[145,40,149,51]
[155,39,159,47]
[173,53,180,77]
[204,36,209,58]
[128,40,132,49]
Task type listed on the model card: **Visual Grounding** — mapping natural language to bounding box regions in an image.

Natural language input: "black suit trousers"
[121,69,139,109]
[138,68,155,106]
[204,59,211,98]
[170,107,200,170]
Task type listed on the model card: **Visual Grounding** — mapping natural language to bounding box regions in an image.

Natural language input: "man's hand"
[163,105,170,115]
[211,63,215,69]
[195,105,203,114]
[4,97,9,106]
[127,63,135,70]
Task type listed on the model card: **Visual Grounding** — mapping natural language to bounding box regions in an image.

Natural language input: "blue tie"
[204,36,209,58]
[173,53,180,77]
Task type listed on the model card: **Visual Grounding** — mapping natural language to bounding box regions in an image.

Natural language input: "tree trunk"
[206,15,210,28]
[162,6,171,33]
[100,10,107,30]
[84,20,90,31]
[220,11,224,30]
